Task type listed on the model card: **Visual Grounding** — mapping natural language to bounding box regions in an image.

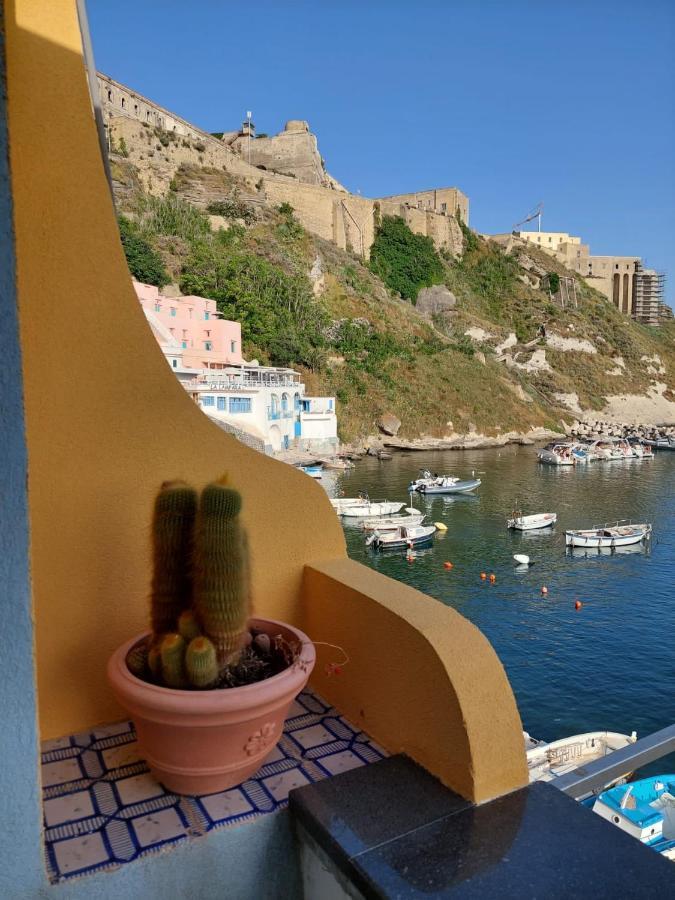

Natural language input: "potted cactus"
[107,476,315,795]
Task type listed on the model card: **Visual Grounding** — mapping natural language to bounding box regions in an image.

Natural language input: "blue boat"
[589,775,675,861]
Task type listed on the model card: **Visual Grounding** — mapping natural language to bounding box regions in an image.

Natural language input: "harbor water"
[328,446,675,774]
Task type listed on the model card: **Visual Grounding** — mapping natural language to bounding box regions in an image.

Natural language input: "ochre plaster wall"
[6,0,528,804]
[6,0,346,739]
[302,561,528,803]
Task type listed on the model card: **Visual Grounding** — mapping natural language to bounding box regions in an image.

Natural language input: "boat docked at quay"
[537,443,578,465]
[365,523,437,551]
[565,521,652,549]
[526,730,637,799]
[588,775,675,861]
[409,470,460,492]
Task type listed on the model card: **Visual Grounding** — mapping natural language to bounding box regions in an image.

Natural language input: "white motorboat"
[537,443,576,465]
[565,521,652,549]
[339,500,407,518]
[360,510,424,532]
[366,523,436,550]
[507,512,557,531]
[527,730,637,799]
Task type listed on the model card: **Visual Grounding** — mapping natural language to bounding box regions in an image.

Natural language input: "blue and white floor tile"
[41,689,387,883]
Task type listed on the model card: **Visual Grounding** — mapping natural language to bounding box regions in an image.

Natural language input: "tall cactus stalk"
[150,480,198,637]
[193,476,251,668]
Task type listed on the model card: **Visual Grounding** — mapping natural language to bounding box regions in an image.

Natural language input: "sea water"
[329,445,675,774]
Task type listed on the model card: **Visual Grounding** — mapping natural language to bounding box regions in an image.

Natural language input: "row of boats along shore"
[538,434,675,465]
[328,468,653,553]
[324,452,672,862]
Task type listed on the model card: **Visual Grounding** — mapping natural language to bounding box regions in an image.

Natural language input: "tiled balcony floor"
[41,690,386,883]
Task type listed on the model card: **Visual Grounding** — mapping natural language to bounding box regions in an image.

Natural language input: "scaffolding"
[632,262,666,326]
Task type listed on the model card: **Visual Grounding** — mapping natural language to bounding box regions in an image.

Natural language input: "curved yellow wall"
[6,0,345,738]
[302,561,527,803]
[7,0,527,802]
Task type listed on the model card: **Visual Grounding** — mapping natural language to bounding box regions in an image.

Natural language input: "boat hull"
[565,526,651,548]
[340,501,406,518]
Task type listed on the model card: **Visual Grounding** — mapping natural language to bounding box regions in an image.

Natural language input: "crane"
[513,202,543,233]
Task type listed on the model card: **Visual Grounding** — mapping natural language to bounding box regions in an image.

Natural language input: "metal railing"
[554,724,675,800]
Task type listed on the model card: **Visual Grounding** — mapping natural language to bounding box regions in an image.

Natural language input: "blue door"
[283,434,290,450]
[294,419,301,437]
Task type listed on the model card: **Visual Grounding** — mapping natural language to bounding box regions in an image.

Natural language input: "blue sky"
[89,0,674,304]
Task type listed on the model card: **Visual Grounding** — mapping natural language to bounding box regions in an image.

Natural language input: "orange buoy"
[444,561,453,570]
[480,572,487,580]
[489,574,496,584]
[541,586,548,595]
[575,600,582,610]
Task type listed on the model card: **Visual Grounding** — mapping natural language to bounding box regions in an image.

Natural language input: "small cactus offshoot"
[178,609,201,643]
[186,636,219,689]
[160,633,187,689]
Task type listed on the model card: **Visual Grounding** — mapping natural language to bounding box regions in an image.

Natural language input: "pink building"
[134,281,243,370]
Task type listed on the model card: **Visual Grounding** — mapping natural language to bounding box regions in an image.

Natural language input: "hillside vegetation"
[112,155,675,441]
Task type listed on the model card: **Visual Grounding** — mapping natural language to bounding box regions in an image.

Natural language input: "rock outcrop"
[415,284,457,318]
[377,413,402,436]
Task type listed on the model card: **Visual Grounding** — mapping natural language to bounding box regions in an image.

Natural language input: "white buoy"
[513,554,530,566]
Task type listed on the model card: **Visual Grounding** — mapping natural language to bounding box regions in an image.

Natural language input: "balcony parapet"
[300,558,528,804]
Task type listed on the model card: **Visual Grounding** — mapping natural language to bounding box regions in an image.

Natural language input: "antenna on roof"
[513,202,543,233]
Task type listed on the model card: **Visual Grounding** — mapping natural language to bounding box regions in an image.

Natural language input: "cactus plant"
[147,643,163,682]
[186,636,219,688]
[150,480,198,637]
[160,633,187,688]
[193,476,251,668]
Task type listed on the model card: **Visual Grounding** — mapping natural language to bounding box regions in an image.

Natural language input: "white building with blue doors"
[185,364,338,455]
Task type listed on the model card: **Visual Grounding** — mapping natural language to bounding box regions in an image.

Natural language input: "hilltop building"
[97,72,468,259]
[135,282,337,454]
[505,230,668,324]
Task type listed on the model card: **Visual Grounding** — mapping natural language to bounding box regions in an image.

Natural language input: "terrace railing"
[554,724,675,800]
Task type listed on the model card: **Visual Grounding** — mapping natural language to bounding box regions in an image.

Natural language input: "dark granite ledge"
[290,755,672,899]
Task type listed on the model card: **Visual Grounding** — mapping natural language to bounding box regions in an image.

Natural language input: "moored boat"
[366,523,436,550]
[537,443,576,465]
[339,500,407,518]
[589,775,675,861]
[409,470,459,492]
[527,730,637,799]
[418,476,481,494]
[565,521,652,549]
[507,512,557,531]
[360,510,424,532]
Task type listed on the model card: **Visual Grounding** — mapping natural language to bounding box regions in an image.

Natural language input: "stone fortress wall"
[98,72,466,259]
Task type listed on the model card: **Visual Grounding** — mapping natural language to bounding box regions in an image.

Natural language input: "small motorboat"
[565,521,652,549]
[408,470,459,492]
[299,464,323,479]
[366,523,436,550]
[537,443,576,465]
[527,730,637,799]
[360,510,424,532]
[589,775,675,861]
[418,477,481,495]
[507,512,557,531]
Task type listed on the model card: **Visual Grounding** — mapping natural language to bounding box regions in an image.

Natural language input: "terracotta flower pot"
[107,617,315,795]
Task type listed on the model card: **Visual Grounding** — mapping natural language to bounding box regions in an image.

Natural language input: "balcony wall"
[1,1,527,894]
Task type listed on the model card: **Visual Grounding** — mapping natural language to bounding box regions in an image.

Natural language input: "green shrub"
[180,249,326,370]
[206,199,255,224]
[369,216,444,302]
[118,216,169,287]
[548,272,561,294]
[457,217,480,253]
[136,194,211,244]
